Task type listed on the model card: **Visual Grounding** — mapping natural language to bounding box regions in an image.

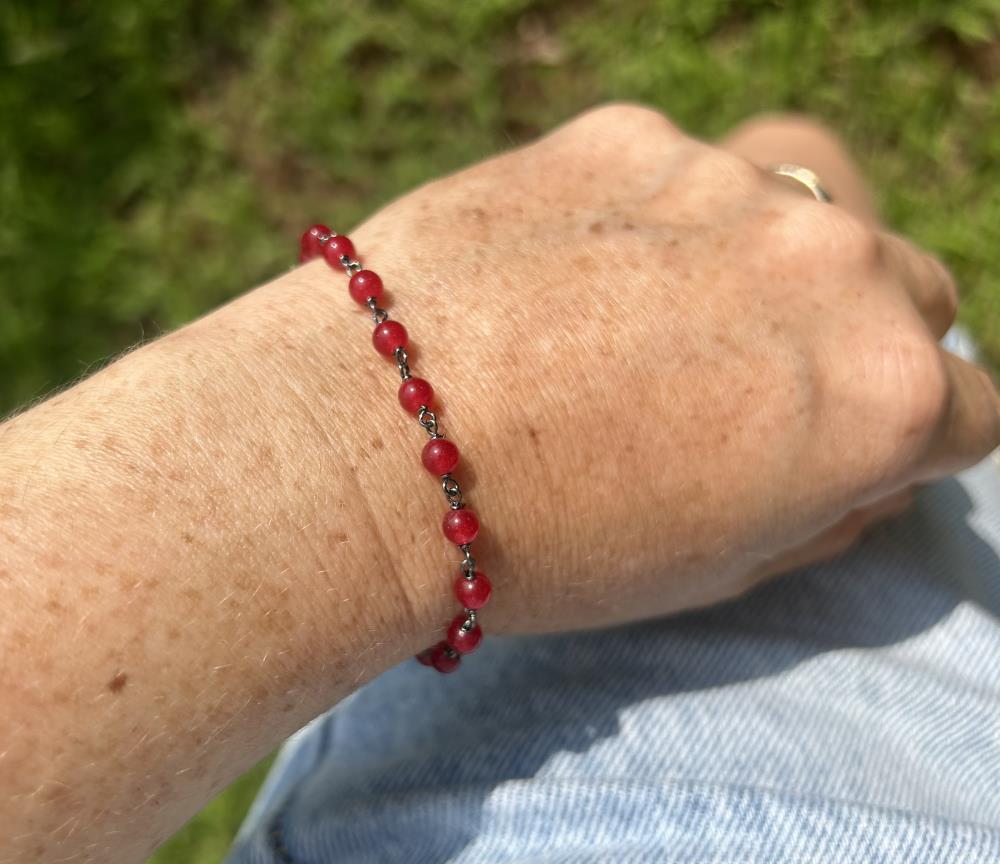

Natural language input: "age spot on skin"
[107,671,128,694]
[118,573,141,592]
[42,550,65,570]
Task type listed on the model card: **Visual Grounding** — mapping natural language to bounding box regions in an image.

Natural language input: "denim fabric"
[227,329,1000,863]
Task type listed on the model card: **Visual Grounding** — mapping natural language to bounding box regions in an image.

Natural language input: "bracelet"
[299,224,492,674]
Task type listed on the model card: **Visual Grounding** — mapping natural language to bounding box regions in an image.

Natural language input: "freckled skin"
[0,105,989,864]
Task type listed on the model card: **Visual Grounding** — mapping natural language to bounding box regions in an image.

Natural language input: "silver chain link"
[441,474,463,509]
[340,255,362,276]
[394,346,411,381]
[417,407,440,437]
[460,543,476,579]
[366,296,389,325]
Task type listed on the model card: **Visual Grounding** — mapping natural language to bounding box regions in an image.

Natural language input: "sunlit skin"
[1,105,996,863]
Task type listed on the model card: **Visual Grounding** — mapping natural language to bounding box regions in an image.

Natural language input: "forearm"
[0,260,451,861]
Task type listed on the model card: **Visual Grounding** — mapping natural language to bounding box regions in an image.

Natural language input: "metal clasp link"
[460,543,476,578]
[340,255,362,275]
[441,474,463,508]
[417,407,440,438]
[366,296,389,325]
[394,346,411,381]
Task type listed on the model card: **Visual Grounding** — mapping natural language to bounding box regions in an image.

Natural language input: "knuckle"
[885,335,950,443]
[973,366,1000,451]
[587,101,682,137]
[931,255,959,319]
[837,330,949,486]
[979,369,1000,453]
[679,145,764,197]
[563,102,684,149]
[772,202,877,264]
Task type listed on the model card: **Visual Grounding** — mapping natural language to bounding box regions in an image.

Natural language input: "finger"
[794,488,914,566]
[879,232,958,339]
[719,114,880,226]
[919,351,1000,479]
[753,486,916,580]
[855,486,917,522]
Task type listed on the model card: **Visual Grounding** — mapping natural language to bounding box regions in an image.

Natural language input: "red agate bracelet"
[299,224,491,674]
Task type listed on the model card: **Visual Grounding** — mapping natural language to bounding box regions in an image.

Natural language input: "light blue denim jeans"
[227,329,1000,863]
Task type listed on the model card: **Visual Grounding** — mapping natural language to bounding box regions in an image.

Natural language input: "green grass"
[149,756,274,863]
[1,1,998,861]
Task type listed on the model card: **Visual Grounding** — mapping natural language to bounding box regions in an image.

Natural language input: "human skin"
[1,104,997,862]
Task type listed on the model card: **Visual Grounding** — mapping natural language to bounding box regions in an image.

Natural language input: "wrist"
[182,262,443,675]
[253,241,520,658]
[300,221,547,647]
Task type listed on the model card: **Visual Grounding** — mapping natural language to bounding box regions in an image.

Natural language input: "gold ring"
[769,163,833,203]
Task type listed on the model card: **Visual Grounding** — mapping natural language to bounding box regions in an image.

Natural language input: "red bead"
[447,614,483,654]
[372,320,408,356]
[454,571,492,610]
[322,234,356,265]
[299,224,331,262]
[398,377,434,413]
[349,270,383,305]
[443,508,479,545]
[430,641,461,673]
[422,438,459,475]
[415,647,435,666]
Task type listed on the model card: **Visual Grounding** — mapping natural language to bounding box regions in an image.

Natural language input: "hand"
[5,104,996,863]
[348,103,999,640]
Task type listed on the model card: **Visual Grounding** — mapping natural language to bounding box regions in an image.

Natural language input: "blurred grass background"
[1,0,998,860]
